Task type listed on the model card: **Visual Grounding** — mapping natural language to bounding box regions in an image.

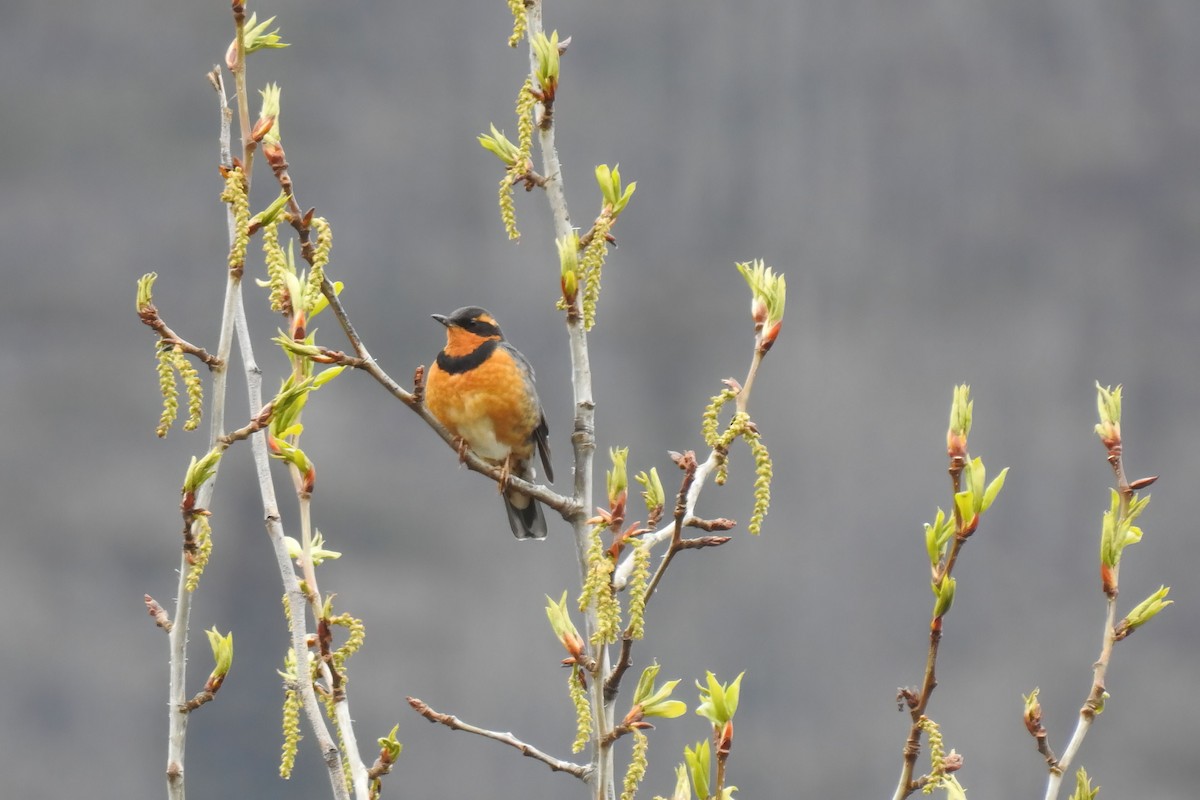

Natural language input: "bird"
[424,306,554,539]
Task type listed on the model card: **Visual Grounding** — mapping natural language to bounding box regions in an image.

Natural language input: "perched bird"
[425,306,554,539]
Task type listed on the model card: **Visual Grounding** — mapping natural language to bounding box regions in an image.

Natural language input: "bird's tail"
[503,463,547,540]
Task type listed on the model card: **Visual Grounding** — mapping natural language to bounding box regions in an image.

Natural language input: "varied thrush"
[425,306,554,539]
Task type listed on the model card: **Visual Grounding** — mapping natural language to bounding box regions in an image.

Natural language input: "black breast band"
[436,339,499,374]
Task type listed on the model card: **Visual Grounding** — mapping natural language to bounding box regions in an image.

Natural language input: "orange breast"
[426,347,539,464]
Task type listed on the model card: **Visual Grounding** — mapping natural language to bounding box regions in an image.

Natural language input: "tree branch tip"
[686,516,736,532]
[144,594,173,632]
[678,535,732,550]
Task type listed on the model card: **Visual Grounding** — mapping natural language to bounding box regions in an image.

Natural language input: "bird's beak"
[431,314,450,327]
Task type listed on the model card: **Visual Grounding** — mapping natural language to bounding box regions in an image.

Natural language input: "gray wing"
[501,342,553,483]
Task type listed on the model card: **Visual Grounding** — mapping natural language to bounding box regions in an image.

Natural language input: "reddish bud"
[946,430,968,459]
[1023,702,1043,737]
[263,141,287,170]
[1128,475,1159,491]
[717,719,734,756]
[251,115,276,143]
[759,319,782,353]
[290,310,307,341]
[1101,562,1118,598]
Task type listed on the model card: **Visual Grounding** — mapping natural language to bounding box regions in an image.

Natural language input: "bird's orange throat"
[442,327,497,357]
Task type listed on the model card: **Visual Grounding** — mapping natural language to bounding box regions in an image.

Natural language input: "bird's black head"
[431,306,504,340]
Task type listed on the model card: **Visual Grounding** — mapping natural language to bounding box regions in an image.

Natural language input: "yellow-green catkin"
[221,166,250,272]
[515,79,535,167]
[279,683,302,778]
[329,612,366,674]
[569,666,591,753]
[494,79,536,243]
[173,348,203,431]
[713,410,751,485]
[304,217,332,314]
[620,729,650,800]
[744,429,772,535]
[156,345,179,438]
[625,542,651,639]
[579,526,620,644]
[185,516,213,592]
[262,221,291,314]
[702,387,738,449]
[594,571,620,644]
[578,524,607,613]
[919,717,946,792]
[340,725,354,796]
[580,217,612,330]
[506,0,527,47]
[499,174,519,241]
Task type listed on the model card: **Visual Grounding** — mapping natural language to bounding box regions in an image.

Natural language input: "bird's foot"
[497,456,514,494]
[454,437,470,464]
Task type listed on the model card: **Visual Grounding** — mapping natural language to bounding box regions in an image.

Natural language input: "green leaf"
[981,467,1009,512]
[668,763,691,800]
[932,576,956,619]
[312,365,345,388]
[683,740,710,800]
[643,699,687,719]
[967,457,985,506]
[723,671,745,719]
[642,678,681,710]
[633,662,661,706]
[1121,585,1172,633]
[696,671,743,727]
[309,280,343,319]
[924,508,947,566]
[376,724,403,761]
[954,491,973,528]
[206,627,234,677]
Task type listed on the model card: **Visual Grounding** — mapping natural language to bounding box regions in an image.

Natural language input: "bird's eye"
[467,318,499,337]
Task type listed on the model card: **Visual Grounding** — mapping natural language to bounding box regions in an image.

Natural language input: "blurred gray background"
[4,0,1199,798]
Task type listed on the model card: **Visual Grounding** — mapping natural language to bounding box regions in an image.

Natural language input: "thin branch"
[892,454,969,800]
[215,31,353,799]
[1042,439,1131,800]
[233,290,351,800]
[605,456,709,703]
[520,3,612,797]
[1043,599,1117,800]
[407,697,591,781]
[216,403,273,446]
[613,450,720,589]
[1033,732,1059,773]
[164,67,242,800]
[735,350,763,415]
[138,308,224,368]
[229,1,255,186]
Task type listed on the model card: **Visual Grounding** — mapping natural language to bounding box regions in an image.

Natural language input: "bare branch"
[138,306,224,369]
[407,697,592,782]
